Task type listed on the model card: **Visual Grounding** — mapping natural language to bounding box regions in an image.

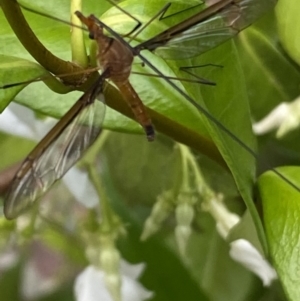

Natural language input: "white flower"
[253,97,300,138]
[0,102,98,207]
[74,261,153,301]
[203,195,240,239]
[203,195,277,286]
[252,103,290,135]
[229,239,277,286]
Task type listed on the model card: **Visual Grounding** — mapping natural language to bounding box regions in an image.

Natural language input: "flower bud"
[141,191,173,240]
[175,202,194,255]
[99,241,121,301]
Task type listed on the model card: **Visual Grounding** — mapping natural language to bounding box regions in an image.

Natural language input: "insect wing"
[4,84,106,219]
[154,0,276,59]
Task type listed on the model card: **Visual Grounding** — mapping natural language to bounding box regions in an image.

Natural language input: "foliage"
[0,0,299,300]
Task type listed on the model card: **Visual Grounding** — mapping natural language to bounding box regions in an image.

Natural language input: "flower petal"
[252,103,290,135]
[229,239,277,286]
[120,261,146,280]
[75,263,153,301]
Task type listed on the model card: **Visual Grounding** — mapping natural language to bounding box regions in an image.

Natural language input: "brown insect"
[3,0,276,218]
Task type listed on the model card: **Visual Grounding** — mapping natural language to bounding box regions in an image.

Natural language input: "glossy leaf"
[236,14,300,120]
[258,166,300,301]
[0,55,48,111]
[275,0,300,66]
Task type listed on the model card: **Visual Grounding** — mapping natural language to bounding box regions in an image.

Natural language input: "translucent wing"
[4,75,106,219]
[138,0,276,59]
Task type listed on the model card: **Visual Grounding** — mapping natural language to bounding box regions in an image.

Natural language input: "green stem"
[70,0,89,67]
[86,163,115,230]
[81,130,115,228]
[185,147,214,199]
[0,0,87,85]
[178,144,190,192]
[185,148,204,185]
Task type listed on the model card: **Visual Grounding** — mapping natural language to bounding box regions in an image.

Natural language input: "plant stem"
[0,0,85,85]
[70,0,89,67]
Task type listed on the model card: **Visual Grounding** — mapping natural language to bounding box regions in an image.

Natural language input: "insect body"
[3,0,276,218]
[79,11,155,141]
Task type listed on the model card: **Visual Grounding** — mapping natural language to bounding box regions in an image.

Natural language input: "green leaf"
[0,55,48,111]
[103,133,182,205]
[276,0,300,67]
[258,166,300,301]
[236,13,300,120]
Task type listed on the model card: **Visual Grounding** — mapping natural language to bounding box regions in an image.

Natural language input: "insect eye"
[89,33,95,39]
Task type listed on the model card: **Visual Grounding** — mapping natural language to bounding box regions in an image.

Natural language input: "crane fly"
[3,0,276,219]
